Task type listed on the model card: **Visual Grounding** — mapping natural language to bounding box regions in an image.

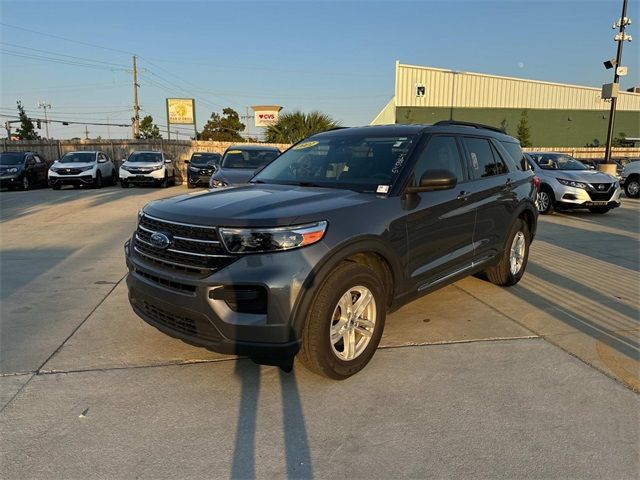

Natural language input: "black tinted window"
[413,136,464,183]
[464,137,500,178]
[221,149,279,169]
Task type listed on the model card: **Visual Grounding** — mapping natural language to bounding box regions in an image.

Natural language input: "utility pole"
[38,101,51,139]
[84,125,90,140]
[602,0,632,169]
[132,55,140,139]
[4,121,11,140]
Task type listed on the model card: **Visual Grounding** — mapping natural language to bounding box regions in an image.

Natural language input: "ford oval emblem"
[150,231,171,250]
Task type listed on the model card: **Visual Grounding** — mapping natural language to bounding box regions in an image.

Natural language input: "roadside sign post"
[166,98,197,141]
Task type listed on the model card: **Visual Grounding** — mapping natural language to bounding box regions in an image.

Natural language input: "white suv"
[48,151,117,190]
[119,151,176,188]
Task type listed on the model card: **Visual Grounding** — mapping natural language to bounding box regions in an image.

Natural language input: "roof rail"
[433,120,505,134]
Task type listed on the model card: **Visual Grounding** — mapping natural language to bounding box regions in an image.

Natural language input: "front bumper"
[48,173,94,186]
[120,168,165,183]
[125,237,326,360]
[552,183,623,209]
[187,171,213,186]
[0,174,21,187]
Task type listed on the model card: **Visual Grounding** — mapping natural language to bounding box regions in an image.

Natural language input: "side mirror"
[121,159,127,163]
[98,158,107,164]
[184,160,190,164]
[164,158,172,164]
[405,169,457,193]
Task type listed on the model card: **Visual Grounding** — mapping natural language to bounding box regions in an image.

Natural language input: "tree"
[499,118,508,134]
[264,110,340,144]
[15,101,40,140]
[138,115,162,139]
[612,132,628,147]
[516,110,532,147]
[198,107,245,142]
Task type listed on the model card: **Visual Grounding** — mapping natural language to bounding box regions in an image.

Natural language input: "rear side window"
[499,141,529,171]
[463,137,502,179]
[413,136,465,183]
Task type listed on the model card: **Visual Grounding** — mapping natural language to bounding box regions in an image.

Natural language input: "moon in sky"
[518,62,525,69]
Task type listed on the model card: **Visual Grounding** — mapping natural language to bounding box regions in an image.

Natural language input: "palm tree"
[264,111,340,144]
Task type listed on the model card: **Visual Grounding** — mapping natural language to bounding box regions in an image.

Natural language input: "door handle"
[457,191,470,201]
[503,178,514,190]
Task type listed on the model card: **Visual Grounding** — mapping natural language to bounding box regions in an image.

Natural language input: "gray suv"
[527,152,622,214]
[125,122,538,379]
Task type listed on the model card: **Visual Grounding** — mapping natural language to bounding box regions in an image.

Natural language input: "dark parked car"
[185,152,222,188]
[0,151,48,190]
[208,145,280,188]
[125,122,538,379]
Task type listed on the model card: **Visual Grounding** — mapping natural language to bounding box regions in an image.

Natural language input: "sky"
[1,0,639,140]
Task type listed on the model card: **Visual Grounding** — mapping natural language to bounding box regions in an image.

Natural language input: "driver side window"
[412,136,464,184]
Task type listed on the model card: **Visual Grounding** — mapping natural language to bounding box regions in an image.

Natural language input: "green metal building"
[371,62,640,147]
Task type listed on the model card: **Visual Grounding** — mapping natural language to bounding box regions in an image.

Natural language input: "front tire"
[120,179,129,188]
[624,176,640,198]
[21,175,30,191]
[93,172,102,189]
[52,183,61,190]
[160,173,168,188]
[110,170,117,186]
[536,187,554,214]
[298,262,386,379]
[485,219,530,287]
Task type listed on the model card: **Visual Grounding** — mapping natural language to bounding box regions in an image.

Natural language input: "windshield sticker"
[391,154,406,174]
[227,150,242,154]
[470,152,479,170]
[376,185,390,194]
[293,141,319,150]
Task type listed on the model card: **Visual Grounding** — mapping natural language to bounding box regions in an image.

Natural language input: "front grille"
[57,168,83,175]
[139,301,221,343]
[128,167,154,174]
[587,191,613,201]
[134,214,236,273]
[134,268,196,294]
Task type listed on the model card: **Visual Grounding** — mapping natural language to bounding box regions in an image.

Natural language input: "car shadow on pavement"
[231,360,313,480]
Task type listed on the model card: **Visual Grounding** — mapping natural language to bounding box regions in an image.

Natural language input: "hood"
[124,161,163,168]
[542,169,617,183]
[143,183,374,227]
[212,167,257,185]
[54,162,95,169]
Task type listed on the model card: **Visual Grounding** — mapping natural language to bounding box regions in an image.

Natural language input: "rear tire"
[536,187,554,215]
[588,207,611,214]
[485,219,530,287]
[298,262,386,379]
[110,170,117,186]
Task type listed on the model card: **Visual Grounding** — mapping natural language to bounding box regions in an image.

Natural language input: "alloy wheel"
[509,231,526,275]
[628,180,640,197]
[329,286,377,361]
[536,191,549,212]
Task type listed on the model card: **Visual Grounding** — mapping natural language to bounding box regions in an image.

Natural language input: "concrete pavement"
[1,185,638,478]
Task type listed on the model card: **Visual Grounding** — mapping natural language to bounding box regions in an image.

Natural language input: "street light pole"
[603,0,631,166]
[38,101,51,139]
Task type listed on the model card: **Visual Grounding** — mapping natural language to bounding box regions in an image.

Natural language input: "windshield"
[531,153,586,171]
[253,134,418,192]
[191,153,221,166]
[0,153,25,165]
[221,149,279,169]
[59,152,96,164]
[128,152,162,163]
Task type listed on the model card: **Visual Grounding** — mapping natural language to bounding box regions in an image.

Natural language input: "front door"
[404,135,476,291]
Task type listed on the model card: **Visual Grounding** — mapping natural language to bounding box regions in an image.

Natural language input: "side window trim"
[488,141,510,176]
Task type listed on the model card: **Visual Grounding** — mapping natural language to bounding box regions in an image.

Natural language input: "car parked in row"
[527,152,622,214]
[120,151,176,188]
[208,145,280,188]
[125,122,538,379]
[620,159,640,198]
[185,152,222,188]
[0,151,48,190]
[48,151,117,190]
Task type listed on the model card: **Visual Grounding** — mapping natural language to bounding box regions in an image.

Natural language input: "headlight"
[120,165,130,172]
[79,165,93,172]
[151,164,163,171]
[557,178,588,189]
[7,167,18,174]
[188,166,200,172]
[210,179,228,188]
[219,221,328,253]
[137,209,144,227]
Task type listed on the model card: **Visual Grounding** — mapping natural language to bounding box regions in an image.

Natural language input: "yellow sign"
[167,98,195,125]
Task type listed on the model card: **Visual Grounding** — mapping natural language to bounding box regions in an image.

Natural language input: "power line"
[0,42,130,68]
[0,113,130,127]
[0,49,129,72]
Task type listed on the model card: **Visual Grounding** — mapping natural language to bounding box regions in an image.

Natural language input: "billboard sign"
[167,98,195,125]
[251,105,283,127]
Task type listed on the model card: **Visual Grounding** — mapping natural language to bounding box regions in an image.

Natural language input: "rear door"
[33,155,47,183]
[461,136,517,263]
[405,135,477,291]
